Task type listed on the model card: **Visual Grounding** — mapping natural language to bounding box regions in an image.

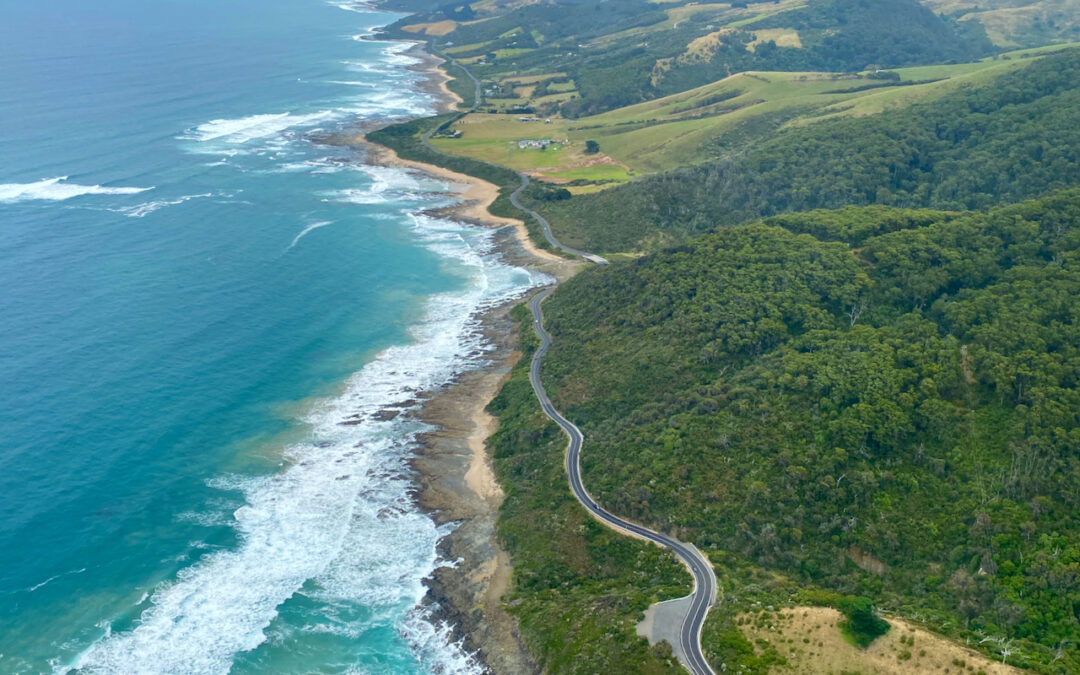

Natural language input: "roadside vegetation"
[481,191,1080,674]
[486,308,691,674]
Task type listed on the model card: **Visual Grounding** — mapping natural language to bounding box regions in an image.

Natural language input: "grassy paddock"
[426,43,1069,174]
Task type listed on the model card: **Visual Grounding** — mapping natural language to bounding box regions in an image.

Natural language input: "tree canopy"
[524,191,1080,672]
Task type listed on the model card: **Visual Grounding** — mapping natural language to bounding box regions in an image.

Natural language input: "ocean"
[0,1,542,672]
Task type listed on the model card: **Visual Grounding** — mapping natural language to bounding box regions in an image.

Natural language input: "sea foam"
[323,165,440,205]
[184,111,336,144]
[329,0,375,13]
[46,16,537,674]
[66,208,547,674]
[0,177,153,203]
[115,193,214,218]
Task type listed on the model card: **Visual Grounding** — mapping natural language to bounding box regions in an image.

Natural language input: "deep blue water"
[0,1,540,672]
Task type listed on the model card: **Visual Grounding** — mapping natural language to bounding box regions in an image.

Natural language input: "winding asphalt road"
[420,52,608,263]
[527,288,716,675]
[412,51,717,674]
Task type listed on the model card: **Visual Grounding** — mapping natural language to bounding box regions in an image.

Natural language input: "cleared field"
[493,47,535,59]
[444,41,493,55]
[531,91,578,106]
[589,0,807,47]
[666,2,733,25]
[808,59,1027,120]
[471,0,542,10]
[434,44,1078,173]
[503,72,568,84]
[428,114,578,170]
[739,607,1024,674]
[566,183,619,195]
[685,29,734,59]
[747,28,802,51]
[429,137,574,169]
[541,164,634,182]
[484,97,532,112]
[727,2,808,28]
[401,20,458,36]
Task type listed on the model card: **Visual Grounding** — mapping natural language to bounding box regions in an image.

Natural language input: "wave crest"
[0,177,153,203]
[183,111,336,144]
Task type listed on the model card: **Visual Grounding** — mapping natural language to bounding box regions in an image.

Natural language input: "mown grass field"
[429,114,578,169]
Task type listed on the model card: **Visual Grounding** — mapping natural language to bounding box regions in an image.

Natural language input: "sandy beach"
[356,138,567,268]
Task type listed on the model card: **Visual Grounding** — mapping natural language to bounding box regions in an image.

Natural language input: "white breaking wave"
[324,165,436,205]
[326,163,453,205]
[329,0,375,13]
[272,157,359,174]
[326,80,378,87]
[0,177,153,203]
[65,208,548,675]
[381,42,421,67]
[349,26,382,41]
[402,606,486,675]
[287,220,334,250]
[115,193,213,218]
[183,111,336,144]
[344,88,432,117]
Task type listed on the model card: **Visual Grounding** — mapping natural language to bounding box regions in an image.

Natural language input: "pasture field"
[430,43,1077,178]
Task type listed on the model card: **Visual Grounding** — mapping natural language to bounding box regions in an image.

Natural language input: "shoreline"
[404,42,464,114]
[410,291,537,674]
[358,41,580,673]
[355,137,567,268]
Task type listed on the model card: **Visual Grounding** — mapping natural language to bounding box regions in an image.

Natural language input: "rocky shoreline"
[403,224,571,673]
[351,40,579,673]
[410,274,537,674]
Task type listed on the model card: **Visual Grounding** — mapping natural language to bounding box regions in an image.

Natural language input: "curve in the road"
[528,289,716,675]
[421,52,608,264]
[408,50,715,674]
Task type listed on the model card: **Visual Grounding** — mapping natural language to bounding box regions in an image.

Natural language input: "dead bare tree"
[1051,639,1070,663]
[848,301,864,327]
[1000,638,1015,665]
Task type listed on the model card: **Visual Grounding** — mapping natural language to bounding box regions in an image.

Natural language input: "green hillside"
[921,0,1080,48]
[431,49,1047,179]
[527,47,1080,252]
[372,4,1080,674]
[382,0,994,116]
[492,191,1080,674]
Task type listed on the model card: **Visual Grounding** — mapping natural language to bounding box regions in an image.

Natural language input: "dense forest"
[529,47,1080,252]
[510,191,1080,672]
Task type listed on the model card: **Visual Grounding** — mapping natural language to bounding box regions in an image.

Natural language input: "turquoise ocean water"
[0,1,542,672]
